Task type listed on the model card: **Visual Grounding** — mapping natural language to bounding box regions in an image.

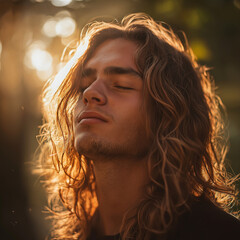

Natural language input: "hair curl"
[36,13,238,240]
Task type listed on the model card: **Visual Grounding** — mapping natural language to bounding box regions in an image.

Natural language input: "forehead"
[85,38,138,70]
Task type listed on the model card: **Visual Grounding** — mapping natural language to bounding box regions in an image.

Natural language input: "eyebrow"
[82,66,142,78]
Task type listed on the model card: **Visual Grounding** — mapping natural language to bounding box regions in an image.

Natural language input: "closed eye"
[115,86,133,90]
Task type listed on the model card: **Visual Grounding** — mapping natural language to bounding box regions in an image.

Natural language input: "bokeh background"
[0,0,239,239]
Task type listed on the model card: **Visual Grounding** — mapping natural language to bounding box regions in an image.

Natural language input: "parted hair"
[37,13,238,240]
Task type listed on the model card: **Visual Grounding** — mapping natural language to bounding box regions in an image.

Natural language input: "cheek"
[74,96,84,113]
[127,99,148,137]
[116,99,146,129]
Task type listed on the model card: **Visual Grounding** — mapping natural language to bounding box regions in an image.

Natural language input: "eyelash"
[78,85,133,93]
[115,86,133,90]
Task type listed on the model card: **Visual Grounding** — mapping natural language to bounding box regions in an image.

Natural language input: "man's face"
[73,38,150,161]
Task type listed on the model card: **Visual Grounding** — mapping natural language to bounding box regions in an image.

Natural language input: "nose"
[82,80,107,105]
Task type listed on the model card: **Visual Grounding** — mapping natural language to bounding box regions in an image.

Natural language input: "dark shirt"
[168,198,240,240]
[87,198,240,240]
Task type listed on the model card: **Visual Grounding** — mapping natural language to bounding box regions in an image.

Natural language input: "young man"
[38,13,240,240]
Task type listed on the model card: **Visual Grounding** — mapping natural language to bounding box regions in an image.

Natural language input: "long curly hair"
[37,13,238,240]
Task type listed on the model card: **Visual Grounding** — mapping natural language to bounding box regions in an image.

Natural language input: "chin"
[74,134,104,158]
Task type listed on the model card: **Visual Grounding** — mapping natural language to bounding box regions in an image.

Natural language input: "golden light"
[55,10,72,18]
[42,18,58,38]
[51,0,72,7]
[56,17,76,37]
[0,41,2,56]
[37,66,53,81]
[24,41,46,69]
[24,41,53,77]
[42,36,90,110]
[31,49,53,71]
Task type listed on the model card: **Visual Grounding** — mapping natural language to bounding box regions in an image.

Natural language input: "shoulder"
[169,197,240,240]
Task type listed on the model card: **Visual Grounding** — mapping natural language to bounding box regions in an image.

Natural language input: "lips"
[77,111,108,124]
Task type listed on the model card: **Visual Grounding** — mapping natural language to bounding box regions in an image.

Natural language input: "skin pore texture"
[73,38,151,235]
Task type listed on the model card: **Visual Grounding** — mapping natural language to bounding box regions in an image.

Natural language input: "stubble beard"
[75,132,149,162]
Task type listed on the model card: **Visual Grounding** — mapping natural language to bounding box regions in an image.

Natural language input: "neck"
[92,157,148,236]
